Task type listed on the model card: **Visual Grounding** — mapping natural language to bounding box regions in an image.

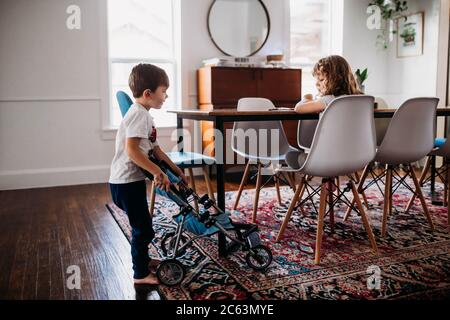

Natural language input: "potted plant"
[355,68,368,93]
[368,0,409,50]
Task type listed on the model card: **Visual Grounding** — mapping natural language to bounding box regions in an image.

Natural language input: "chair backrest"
[374,97,391,146]
[116,91,133,117]
[299,95,377,177]
[231,98,291,160]
[375,97,439,165]
[297,119,318,150]
[374,118,390,147]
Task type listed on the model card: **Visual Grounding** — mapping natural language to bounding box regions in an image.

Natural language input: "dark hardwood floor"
[0,172,269,300]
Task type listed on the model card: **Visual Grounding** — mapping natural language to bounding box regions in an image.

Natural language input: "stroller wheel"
[161,232,188,257]
[156,259,185,286]
[246,245,272,271]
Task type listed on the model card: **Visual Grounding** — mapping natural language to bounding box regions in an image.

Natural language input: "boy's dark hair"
[128,63,169,98]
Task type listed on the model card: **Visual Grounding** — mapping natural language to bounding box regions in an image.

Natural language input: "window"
[290,0,332,96]
[107,0,179,128]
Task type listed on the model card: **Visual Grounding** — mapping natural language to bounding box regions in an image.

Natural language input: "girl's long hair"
[313,55,362,96]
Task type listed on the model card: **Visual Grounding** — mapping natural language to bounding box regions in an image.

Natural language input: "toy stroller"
[141,154,273,286]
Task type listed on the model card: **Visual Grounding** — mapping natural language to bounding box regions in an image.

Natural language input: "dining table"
[169,107,450,213]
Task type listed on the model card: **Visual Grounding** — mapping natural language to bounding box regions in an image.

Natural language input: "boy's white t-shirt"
[109,103,159,184]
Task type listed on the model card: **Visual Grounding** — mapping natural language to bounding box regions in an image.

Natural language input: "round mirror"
[207,0,270,57]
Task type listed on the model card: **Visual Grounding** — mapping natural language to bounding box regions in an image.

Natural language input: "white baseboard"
[0,164,234,190]
[0,165,111,190]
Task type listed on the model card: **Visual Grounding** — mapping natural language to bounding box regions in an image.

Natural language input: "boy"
[109,63,188,285]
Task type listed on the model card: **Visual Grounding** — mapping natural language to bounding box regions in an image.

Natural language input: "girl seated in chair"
[295,55,362,114]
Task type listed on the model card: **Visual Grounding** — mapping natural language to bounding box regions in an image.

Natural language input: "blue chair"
[435,137,446,148]
[116,91,134,117]
[115,91,216,214]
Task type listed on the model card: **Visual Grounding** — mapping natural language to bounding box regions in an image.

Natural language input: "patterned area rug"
[107,179,450,300]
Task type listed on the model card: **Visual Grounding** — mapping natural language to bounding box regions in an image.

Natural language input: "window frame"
[287,0,343,96]
[100,0,181,137]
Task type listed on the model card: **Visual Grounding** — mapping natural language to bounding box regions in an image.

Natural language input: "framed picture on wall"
[397,12,424,58]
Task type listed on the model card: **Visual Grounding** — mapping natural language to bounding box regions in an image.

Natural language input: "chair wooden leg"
[282,171,296,191]
[335,176,340,192]
[299,182,307,217]
[408,164,434,230]
[404,193,416,214]
[354,171,370,208]
[342,174,358,222]
[252,163,263,223]
[349,180,378,254]
[275,174,282,205]
[314,182,328,265]
[233,162,251,211]
[343,199,356,222]
[419,156,431,187]
[188,168,199,212]
[381,166,392,237]
[202,166,215,201]
[276,176,306,241]
[328,181,334,234]
[343,165,371,222]
[357,164,372,193]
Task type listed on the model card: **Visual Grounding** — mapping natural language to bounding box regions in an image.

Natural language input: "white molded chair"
[231,98,299,222]
[276,95,379,264]
[348,97,439,236]
[406,133,450,225]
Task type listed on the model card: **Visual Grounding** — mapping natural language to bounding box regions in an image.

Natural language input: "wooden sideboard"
[197,66,302,159]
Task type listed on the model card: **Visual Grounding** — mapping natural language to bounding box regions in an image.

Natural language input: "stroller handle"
[140,152,227,217]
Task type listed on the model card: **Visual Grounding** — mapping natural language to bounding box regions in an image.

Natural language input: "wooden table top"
[168,107,450,120]
[169,108,450,116]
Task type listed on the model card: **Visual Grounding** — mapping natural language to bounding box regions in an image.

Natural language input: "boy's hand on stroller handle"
[155,171,171,192]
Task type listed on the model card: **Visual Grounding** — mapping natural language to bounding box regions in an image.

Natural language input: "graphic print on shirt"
[150,126,157,143]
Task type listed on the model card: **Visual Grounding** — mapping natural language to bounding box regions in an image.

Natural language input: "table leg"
[215,119,225,211]
[177,116,184,153]
[214,119,228,256]
[430,155,442,205]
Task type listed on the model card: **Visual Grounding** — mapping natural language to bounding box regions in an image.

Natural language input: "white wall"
[0,0,112,189]
[385,0,443,107]
[341,0,448,110]
[342,0,389,97]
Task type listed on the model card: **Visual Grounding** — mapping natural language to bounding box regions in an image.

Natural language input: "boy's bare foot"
[134,273,160,285]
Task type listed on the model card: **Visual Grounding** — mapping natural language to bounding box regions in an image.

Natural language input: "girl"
[294,55,362,114]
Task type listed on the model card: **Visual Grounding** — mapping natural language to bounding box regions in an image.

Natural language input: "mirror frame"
[207,0,271,57]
